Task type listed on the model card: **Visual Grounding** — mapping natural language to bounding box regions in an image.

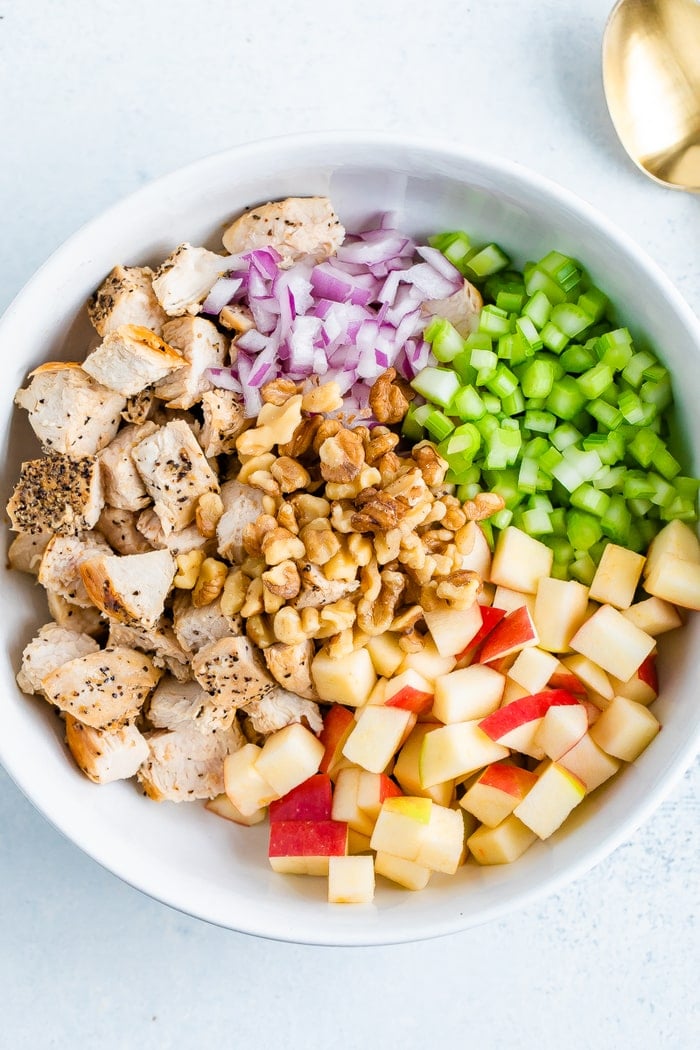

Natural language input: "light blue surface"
[1,1,698,1046]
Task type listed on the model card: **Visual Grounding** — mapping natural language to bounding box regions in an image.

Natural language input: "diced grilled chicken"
[38,531,112,607]
[122,388,155,425]
[88,264,168,337]
[263,639,318,700]
[42,646,162,730]
[64,715,149,784]
[108,619,191,682]
[152,243,228,317]
[131,420,219,534]
[98,421,158,511]
[243,686,322,735]
[171,592,242,654]
[137,719,245,802]
[153,317,228,409]
[292,562,360,609]
[7,530,52,575]
[199,389,248,457]
[16,622,100,695]
[79,549,175,628]
[147,676,232,731]
[222,197,345,264]
[14,363,126,456]
[218,304,254,334]
[7,454,104,535]
[421,278,483,336]
[97,506,153,555]
[136,509,211,555]
[216,479,265,564]
[192,635,274,709]
[46,590,105,637]
[82,324,184,397]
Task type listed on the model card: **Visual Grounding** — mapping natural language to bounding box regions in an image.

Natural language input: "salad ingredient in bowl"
[7,193,700,906]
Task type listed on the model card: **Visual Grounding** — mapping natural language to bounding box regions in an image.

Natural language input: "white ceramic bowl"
[2,132,699,946]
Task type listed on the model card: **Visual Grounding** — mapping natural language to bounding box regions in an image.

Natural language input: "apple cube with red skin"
[547,663,587,697]
[268,819,348,876]
[479,605,539,665]
[269,773,333,823]
[318,705,355,775]
[460,761,538,827]
[558,732,621,793]
[424,600,483,658]
[570,604,655,683]
[467,815,537,865]
[489,526,554,594]
[589,695,661,761]
[328,855,375,903]
[455,605,507,662]
[513,762,586,839]
[478,689,581,761]
[533,702,588,761]
[534,576,590,653]
[205,792,267,827]
[432,663,506,723]
[384,669,434,714]
[357,771,403,821]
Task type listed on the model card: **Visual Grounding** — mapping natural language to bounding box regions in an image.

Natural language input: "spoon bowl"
[602,0,700,191]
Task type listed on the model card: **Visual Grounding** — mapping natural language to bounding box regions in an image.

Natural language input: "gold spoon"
[602,0,700,191]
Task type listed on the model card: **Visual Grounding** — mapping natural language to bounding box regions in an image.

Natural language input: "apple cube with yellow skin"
[413,803,465,875]
[342,704,415,774]
[644,519,700,580]
[513,762,586,839]
[558,732,621,793]
[366,631,404,678]
[398,638,457,681]
[456,520,492,578]
[460,762,538,828]
[205,792,267,827]
[255,722,325,798]
[534,702,589,761]
[467,815,537,865]
[589,695,661,761]
[370,796,433,862]
[224,743,279,816]
[374,850,432,891]
[490,526,554,594]
[622,596,682,637]
[534,576,590,653]
[268,819,348,876]
[393,724,455,806]
[570,604,655,682]
[419,721,509,788]
[432,663,506,724]
[508,646,560,695]
[423,599,483,658]
[331,767,375,837]
[644,554,700,611]
[328,855,375,904]
[589,543,646,609]
[311,646,377,706]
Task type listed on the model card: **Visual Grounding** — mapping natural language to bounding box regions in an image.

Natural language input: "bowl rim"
[2,130,699,946]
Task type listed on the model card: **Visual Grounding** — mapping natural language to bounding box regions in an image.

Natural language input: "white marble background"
[0,1,698,1047]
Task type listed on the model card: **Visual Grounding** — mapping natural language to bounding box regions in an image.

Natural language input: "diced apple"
[205,792,267,826]
[366,678,389,706]
[491,585,535,616]
[457,520,492,578]
[255,722,325,798]
[413,803,465,875]
[479,605,539,664]
[501,678,530,705]
[318,704,355,774]
[366,632,405,677]
[570,604,656,682]
[374,850,432,890]
[328,855,375,903]
[392,724,455,806]
[419,721,509,788]
[268,819,348,876]
[534,576,590,653]
[534,703,588,761]
[398,638,457,681]
[460,762,537,827]
[357,771,403,821]
[384,669,434,714]
[370,796,432,862]
[311,646,377,706]
[431,663,505,725]
[547,663,587,696]
[331,767,375,836]
[561,653,614,701]
[342,705,415,775]
[622,596,682,636]
[644,554,700,611]
[478,689,580,760]
[490,526,554,594]
[224,743,279,816]
[608,657,659,706]
[589,695,661,761]
[589,543,646,609]
[269,773,333,823]
[456,605,507,662]
[513,761,585,839]
[558,732,621,793]
[644,519,700,580]
[467,815,537,865]
[424,600,483,658]
[508,646,560,695]
[347,828,373,855]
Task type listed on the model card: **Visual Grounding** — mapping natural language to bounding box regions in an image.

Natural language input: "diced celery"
[577,286,608,322]
[524,409,557,433]
[515,315,543,353]
[424,318,466,363]
[452,384,487,421]
[523,289,552,329]
[570,483,611,518]
[550,303,593,338]
[586,398,623,430]
[618,390,646,424]
[429,231,473,271]
[410,366,461,408]
[424,409,455,441]
[497,289,527,313]
[518,457,539,495]
[576,362,613,399]
[539,445,564,476]
[569,553,597,586]
[567,510,603,550]
[520,358,556,399]
[465,243,511,280]
[479,305,512,338]
[546,377,587,420]
[540,321,569,353]
[522,506,553,535]
[560,344,598,373]
[628,430,659,468]
[501,389,526,416]
[551,423,582,451]
[485,363,518,399]
[490,508,514,530]
[622,350,657,388]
